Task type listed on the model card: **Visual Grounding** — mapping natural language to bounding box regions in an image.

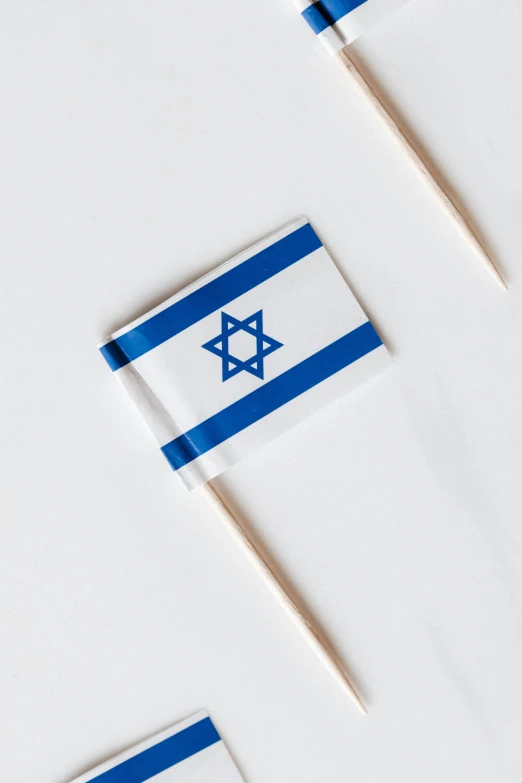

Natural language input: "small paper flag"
[295,0,409,52]
[100,218,391,490]
[69,712,244,783]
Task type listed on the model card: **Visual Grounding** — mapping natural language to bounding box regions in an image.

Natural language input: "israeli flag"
[295,0,409,51]
[69,712,244,783]
[100,218,391,490]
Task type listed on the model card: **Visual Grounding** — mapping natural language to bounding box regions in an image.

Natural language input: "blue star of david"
[202,310,283,381]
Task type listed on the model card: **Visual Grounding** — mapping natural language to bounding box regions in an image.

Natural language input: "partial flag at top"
[295,0,409,51]
[100,218,391,490]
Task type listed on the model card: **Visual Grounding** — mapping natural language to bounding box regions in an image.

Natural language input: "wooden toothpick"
[202,480,368,715]
[336,47,507,290]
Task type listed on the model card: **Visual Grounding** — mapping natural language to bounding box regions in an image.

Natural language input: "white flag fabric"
[69,712,244,783]
[100,218,391,490]
[295,0,409,51]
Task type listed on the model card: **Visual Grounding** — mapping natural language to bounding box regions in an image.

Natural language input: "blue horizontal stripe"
[302,3,332,34]
[161,321,382,471]
[301,0,367,33]
[87,717,220,783]
[100,223,322,371]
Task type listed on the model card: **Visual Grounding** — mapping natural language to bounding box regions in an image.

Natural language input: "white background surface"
[1,1,522,781]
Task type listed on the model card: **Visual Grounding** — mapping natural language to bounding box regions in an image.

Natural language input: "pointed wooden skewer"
[202,479,368,715]
[336,46,507,290]
[112,358,365,710]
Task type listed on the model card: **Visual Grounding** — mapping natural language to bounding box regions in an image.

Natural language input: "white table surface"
[1,1,522,781]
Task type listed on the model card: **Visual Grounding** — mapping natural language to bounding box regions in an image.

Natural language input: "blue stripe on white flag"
[85,716,220,783]
[100,223,322,372]
[161,321,382,471]
[301,0,367,33]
